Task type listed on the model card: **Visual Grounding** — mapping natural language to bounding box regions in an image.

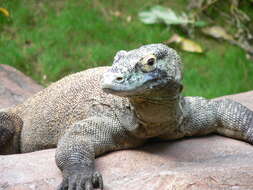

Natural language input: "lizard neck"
[129,93,183,128]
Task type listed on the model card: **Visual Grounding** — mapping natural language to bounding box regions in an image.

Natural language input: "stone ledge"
[0,64,42,109]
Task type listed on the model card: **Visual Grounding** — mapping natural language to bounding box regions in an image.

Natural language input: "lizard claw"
[57,170,103,190]
[92,171,103,189]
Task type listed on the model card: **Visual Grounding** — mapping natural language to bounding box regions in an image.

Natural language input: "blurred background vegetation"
[0,0,252,98]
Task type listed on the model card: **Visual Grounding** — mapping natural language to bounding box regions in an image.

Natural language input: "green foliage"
[139,6,194,25]
[182,46,253,98]
[0,0,252,98]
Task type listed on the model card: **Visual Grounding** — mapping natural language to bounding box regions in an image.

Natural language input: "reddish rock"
[2,134,253,190]
[0,149,61,190]
[0,65,253,190]
[0,64,42,109]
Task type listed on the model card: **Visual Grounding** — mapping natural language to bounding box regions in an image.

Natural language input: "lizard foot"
[58,170,103,190]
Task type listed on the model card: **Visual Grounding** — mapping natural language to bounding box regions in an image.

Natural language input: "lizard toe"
[92,171,103,189]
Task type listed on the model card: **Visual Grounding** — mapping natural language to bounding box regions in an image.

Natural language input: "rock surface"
[0,65,253,190]
[0,64,43,109]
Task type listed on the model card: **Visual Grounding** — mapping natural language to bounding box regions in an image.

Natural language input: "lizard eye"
[139,54,157,73]
[147,57,155,66]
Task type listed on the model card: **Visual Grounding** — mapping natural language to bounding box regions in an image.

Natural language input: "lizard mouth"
[102,76,167,97]
[101,69,170,97]
[102,82,153,97]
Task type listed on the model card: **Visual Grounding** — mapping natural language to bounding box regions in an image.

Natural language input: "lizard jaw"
[101,72,167,97]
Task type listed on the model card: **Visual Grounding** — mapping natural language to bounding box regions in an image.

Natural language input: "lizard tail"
[0,112,23,154]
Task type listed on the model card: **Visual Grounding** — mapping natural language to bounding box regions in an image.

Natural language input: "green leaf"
[194,20,208,27]
[139,6,193,26]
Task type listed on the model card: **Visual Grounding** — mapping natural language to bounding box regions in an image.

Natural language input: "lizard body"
[0,44,253,190]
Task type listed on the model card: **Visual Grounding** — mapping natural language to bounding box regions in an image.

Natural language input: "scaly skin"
[0,44,253,190]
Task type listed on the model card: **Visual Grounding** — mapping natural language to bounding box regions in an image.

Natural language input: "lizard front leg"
[0,112,16,147]
[56,116,143,190]
[0,112,22,154]
[213,98,253,142]
[182,97,253,143]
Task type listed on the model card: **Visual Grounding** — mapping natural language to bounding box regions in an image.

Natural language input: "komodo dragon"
[1,44,253,190]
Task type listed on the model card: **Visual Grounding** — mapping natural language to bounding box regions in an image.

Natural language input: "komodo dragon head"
[101,44,183,98]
